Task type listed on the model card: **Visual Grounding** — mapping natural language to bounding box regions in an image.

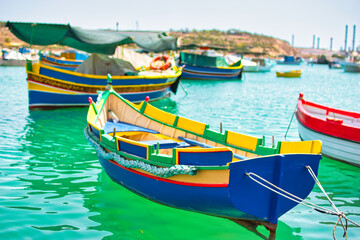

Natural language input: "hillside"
[170,29,297,57]
[1,22,308,58]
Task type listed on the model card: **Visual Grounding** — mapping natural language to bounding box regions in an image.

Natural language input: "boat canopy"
[75,53,138,76]
[180,51,229,68]
[6,22,178,54]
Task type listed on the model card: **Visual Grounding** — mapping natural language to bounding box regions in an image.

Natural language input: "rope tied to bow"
[245,165,360,239]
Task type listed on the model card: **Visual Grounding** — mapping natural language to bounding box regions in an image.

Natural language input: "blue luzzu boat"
[179,51,243,80]
[26,53,181,109]
[6,21,180,109]
[85,82,322,238]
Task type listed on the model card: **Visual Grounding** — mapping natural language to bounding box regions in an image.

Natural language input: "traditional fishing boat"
[85,82,322,238]
[296,93,360,166]
[179,51,243,80]
[339,61,360,72]
[26,53,181,108]
[252,58,274,72]
[276,70,302,78]
[6,21,180,108]
[241,59,259,72]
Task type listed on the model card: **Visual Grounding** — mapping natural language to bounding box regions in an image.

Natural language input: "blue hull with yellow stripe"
[85,87,322,236]
[181,64,243,80]
[97,152,320,224]
[28,80,171,107]
[26,61,181,108]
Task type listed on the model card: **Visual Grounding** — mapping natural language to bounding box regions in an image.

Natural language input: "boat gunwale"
[182,62,243,70]
[39,62,182,80]
[27,70,179,89]
[92,91,264,157]
[297,97,360,142]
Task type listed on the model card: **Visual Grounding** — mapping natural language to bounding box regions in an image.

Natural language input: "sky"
[1,0,359,51]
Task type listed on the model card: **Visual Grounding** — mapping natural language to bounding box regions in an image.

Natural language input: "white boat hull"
[339,61,360,72]
[298,122,360,166]
[243,65,259,72]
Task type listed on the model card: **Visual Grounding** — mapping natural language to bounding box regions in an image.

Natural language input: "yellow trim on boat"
[27,70,178,89]
[177,116,207,135]
[280,140,322,154]
[39,63,182,80]
[144,103,177,125]
[226,131,258,151]
[28,81,78,94]
[217,65,243,70]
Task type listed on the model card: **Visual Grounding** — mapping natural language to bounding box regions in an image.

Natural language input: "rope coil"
[245,166,360,239]
[84,126,197,178]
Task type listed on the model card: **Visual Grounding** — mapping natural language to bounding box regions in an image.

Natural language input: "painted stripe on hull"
[42,62,78,71]
[40,66,176,86]
[98,156,261,222]
[28,87,170,107]
[340,62,360,72]
[181,65,242,80]
[298,122,360,166]
[42,56,83,65]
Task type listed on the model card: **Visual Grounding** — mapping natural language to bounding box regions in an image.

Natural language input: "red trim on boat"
[296,95,360,142]
[109,160,229,188]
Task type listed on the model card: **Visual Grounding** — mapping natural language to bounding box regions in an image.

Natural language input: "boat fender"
[150,55,171,70]
[326,117,343,124]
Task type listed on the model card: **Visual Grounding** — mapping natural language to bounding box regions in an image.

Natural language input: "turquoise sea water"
[0,64,359,240]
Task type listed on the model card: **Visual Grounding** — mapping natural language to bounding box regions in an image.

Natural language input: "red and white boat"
[296,93,360,166]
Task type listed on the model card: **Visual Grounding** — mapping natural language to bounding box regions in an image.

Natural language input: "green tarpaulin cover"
[180,52,229,68]
[6,22,178,55]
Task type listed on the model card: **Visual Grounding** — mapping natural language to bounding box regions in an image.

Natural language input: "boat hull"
[27,79,171,108]
[297,120,360,166]
[96,145,320,225]
[181,64,242,80]
[0,59,26,66]
[340,62,360,72]
[258,66,272,72]
[276,71,301,78]
[276,61,301,65]
[243,65,259,72]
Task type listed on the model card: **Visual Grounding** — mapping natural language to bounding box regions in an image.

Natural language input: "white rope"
[246,172,337,214]
[306,166,341,214]
[246,166,360,240]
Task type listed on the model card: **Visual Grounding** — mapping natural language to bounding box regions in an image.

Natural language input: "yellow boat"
[276,70,302,78]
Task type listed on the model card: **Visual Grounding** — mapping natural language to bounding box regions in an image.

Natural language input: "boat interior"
[87,92,322,167]
[303,103,360,127]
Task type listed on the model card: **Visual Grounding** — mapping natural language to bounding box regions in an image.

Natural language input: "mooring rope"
[284,104,298,140]
[84,126,197,178]
[246,166,360,239]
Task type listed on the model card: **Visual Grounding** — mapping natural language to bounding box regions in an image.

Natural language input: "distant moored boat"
[276,70,302,78]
